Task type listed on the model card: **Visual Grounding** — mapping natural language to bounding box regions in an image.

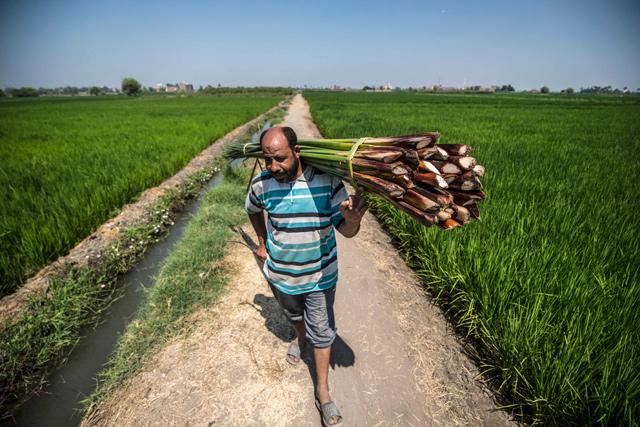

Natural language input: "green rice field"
[0,94,282,296]
[305,91,640,424]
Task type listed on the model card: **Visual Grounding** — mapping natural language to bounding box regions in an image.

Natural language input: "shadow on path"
[251,292,356,397]
[234,224,356,394]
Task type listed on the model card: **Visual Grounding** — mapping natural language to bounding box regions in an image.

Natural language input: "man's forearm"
[248,211,268,246]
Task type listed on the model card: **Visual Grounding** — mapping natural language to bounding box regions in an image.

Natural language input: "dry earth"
[83,95,513,426]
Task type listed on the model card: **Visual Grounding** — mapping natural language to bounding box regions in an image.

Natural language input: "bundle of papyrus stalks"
[225,132,485,229]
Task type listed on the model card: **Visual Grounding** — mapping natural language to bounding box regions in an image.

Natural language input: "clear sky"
[1,0,638,91]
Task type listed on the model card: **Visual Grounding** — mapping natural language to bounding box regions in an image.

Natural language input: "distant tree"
[121,77,141,96]
[540,86,550,94]
[562,87,574,94]
[198,85,203,92]
[9,87,39,97]
[362,86,372,91]
[580,85,618,94]
[89,86,101,96]
[0,89,5,98]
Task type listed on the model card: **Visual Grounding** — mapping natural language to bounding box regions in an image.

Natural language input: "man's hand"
[254,243,267,265]
[338,191,368,238]
[340,191,368,223]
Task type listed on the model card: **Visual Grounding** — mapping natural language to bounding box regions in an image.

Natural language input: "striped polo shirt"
[245,163,350,295]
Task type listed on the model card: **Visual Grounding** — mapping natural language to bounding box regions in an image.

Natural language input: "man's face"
[261,129,300,183]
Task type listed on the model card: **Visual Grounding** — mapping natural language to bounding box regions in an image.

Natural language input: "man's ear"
[293,144,301,158]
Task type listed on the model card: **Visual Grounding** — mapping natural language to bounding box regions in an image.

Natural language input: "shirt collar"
[296,162,315,182]
[282,162,313,183]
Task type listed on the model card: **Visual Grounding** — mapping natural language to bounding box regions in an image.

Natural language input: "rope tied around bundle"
[346,137,369,189]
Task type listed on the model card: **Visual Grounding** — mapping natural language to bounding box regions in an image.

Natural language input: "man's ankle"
[315,385,331,400]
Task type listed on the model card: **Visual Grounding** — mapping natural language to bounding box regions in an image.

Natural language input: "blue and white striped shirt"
[245,163,350,295]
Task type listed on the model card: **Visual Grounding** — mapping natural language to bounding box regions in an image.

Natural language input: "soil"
[0,101,286,323]
[82,95,514,426]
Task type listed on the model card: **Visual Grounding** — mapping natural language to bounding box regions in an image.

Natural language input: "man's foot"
[286,339,307,364]
[315,387,342,425]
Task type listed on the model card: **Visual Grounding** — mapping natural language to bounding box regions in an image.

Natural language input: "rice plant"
[0,94,282,295]
[305,90,640,424]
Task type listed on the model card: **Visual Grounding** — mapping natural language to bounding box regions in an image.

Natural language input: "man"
[245,126,367,426]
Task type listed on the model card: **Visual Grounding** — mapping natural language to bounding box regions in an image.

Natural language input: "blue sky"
[0,0,638,91]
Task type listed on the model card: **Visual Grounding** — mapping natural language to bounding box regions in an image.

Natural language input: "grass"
[82,163,253,416]
[0,94,282,296]
[304,91,640,425]
[0,99,287,416]
[0,159,225,414]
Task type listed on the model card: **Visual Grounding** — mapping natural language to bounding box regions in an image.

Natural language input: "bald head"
[260,126,302,182]
[260,126,298,151]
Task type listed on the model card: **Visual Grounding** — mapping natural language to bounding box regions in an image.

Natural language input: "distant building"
[156,82,193,93]
[433,84,462,92]
[463,85,496,93]
[178,82,194,92]
[430,84,498,93]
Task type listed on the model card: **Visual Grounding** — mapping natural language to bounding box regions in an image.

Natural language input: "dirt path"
[84,94,512,426]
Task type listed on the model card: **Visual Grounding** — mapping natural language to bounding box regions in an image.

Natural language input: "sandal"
[286,340,306,365]
[315,398,343,426]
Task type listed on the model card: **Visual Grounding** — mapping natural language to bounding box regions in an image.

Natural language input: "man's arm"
[248,211,268,263]
[245,176,268,263]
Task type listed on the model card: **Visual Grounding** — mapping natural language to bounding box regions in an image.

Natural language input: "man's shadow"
[232,225,355,380]
[251,293,356,370]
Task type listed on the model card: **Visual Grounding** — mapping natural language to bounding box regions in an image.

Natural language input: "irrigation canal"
[11,123,269,426]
